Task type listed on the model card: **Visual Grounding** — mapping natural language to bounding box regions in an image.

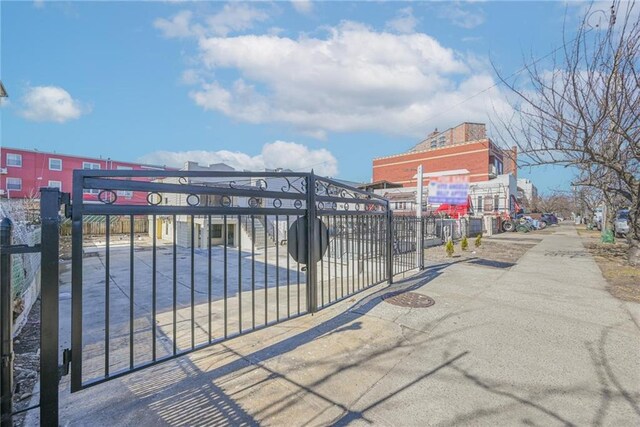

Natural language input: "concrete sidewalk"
[45,224,640,426]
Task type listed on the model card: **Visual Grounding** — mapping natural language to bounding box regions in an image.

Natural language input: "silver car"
[614,209,630,237]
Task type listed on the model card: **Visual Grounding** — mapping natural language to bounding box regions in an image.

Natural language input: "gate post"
[1,218,14,427]
[306,172,318,312]
[386,203,393,285]
[40,188,63,427]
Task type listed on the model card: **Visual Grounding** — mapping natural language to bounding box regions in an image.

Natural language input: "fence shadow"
[66,262,465,425]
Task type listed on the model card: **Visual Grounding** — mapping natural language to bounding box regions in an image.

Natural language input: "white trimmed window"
[116,165,133,198]
[49,158,62,171]
[6,153,22,167]
[82,161,101,170]
[6,177,22,190]
[82,162,101,194]
[48,180,62,190]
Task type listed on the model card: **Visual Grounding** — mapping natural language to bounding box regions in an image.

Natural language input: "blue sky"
[1,1,597,193]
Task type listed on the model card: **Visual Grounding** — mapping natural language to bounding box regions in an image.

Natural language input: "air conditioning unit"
[0,189,5,195]
[0,168,7,175]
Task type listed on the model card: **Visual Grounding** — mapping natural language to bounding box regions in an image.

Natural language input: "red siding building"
[0,147,172,204]
[372,122,517,187]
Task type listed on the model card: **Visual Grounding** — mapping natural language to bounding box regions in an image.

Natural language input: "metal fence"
[68,170,391,393]
[1,170,438,426]
[422,216,484,244]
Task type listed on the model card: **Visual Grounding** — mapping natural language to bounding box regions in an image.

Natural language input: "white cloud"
[155,4,269,39]
[439,2,486,29]
[175,20,511,138]
[291,0,313,15]
[206,3,269,36]
[20,86,89,123]
[385,7,418,34]
[139,141,338,176]
[154,10,198,38]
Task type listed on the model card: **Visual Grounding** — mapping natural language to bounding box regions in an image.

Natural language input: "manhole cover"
[382,291,435,308]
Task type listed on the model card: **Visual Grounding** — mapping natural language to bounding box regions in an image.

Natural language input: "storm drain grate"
[382,291,435,308]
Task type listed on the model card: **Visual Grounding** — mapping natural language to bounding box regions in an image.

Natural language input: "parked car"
[593,207,603,230]
[614,209,630,237]
[541,213,558,226]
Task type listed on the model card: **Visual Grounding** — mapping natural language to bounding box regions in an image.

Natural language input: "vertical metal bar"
[129,215,134,369]
[351,215,355,292]
[1,218,14,426]
[320,216,324,307]
[340,217,344,298]
[333,216,337,300]
[105,215,111,373]
[172,215,177,355]
[387,206,393,284]
[223,216,228,338]
[208,215,212,343]
[376,215,379,283]
[71,171,84,392]
[151,214,156,361]
[238,215,242,333]
[306,172,318,313]
[345,215,350,296]
[275,215,279,321]
[40,188,63,425]
[190,217,195,349]
[358,216,362,290]
[326,216,331,303]
[264,215,268,325]
[286,215,291,318]
[296,215,301,315]
[251,215,255,330]
[369,215,373,286]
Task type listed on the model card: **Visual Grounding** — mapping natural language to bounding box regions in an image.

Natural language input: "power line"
[405,7,608,137]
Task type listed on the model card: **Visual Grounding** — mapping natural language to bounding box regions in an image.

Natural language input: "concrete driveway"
[33,223,640,426]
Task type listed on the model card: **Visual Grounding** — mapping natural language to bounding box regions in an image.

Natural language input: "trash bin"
[601,229,615,243]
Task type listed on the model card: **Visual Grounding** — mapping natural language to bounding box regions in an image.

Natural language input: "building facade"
[372,122,517,188]
[0,147,171,203]
[517,178,538,206]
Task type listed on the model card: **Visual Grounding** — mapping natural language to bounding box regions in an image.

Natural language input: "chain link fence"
[0,199,42,330]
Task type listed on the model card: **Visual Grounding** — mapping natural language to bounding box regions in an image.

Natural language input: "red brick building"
[0,147,171,204]
[373,122,517,187]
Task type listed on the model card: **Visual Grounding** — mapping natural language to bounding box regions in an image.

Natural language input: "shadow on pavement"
[104,262,465,425]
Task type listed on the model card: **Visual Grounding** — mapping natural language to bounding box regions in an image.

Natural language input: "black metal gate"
[1,170,425,426]
[69,170,394,392]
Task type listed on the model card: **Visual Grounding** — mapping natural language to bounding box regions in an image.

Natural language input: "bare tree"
[496,1,640,264]
[536,191,580,219]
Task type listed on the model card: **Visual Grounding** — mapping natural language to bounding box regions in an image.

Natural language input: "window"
[484,196,493,212]
[476,196,483,213]
[82,162,101,170]
[49,158,62,171]
[48,180,62,190]
[6,177,22,190]
[116,166,133,198]
[210,224,223,239]
[494,195,500,212]
[6,153,22,167]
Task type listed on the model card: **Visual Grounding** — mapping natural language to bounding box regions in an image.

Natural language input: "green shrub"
[461,236,469,251]
[474,234,482,248]
[445,238,455,257]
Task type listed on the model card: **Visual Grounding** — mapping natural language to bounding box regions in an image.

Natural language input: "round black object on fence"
[287,217,329,264]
